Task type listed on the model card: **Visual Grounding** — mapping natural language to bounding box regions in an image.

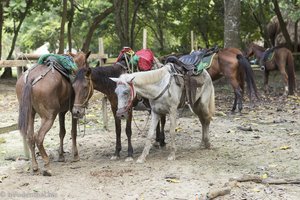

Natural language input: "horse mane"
[251,43,266,52]
[130,66,169,85]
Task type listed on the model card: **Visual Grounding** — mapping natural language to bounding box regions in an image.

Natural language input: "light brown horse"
[207,48,258,112]
[245,43,296,95]
[16,51,90,176]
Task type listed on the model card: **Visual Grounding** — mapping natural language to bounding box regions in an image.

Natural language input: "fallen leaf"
[175,127,182,132]
[0,137,6,144]
[165,178,180,183]
[279,145,291,150]
[262,173,268,179]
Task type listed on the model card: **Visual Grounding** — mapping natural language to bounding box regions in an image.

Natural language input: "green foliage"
[1,0,300,58]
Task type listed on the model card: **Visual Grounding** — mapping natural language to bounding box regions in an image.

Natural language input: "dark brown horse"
[72,61,166,161]
[205,48,258,112]
[16,51,90,176]
[245,43,296,95]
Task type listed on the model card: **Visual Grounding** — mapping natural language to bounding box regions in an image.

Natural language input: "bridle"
[73,77,94,109]
[117,81,135,114]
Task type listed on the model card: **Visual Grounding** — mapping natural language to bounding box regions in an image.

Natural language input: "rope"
[132,111,151,135]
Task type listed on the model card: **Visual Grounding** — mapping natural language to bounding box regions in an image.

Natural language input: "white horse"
[110,63,215,163]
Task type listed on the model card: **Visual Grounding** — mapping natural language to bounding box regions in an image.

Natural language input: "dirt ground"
[0,69,300,200]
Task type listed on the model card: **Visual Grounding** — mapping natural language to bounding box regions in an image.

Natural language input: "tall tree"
[223,0,241,48]
[81,5,114,53]
[58,0,68,54]
[272,0,293,50]
[67,0,74,52]
[113,0,141,49]
[0,1,4,60]
[1,0,33,78]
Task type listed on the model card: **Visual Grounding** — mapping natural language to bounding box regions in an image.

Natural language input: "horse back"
[21,65,72,114]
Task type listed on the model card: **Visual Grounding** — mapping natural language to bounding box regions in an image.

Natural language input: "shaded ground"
[0,69,300,200]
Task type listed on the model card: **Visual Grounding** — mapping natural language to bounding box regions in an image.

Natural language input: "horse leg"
[58,112,66,162]
[198,115,211,149]
[125,110,133,162]
[111,115,122,160]
[71,117,79,161]
[264,71,270,94]
[167,110,177,161]
[35,117,55,176]
[230,79,243,112]
[278,66,289,96]
[158,115,166,147]
[136,112,160,163]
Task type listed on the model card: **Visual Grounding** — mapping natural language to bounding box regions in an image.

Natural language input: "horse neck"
[253,45,265,59]
[132,66,170,99]
[91,65,124,94]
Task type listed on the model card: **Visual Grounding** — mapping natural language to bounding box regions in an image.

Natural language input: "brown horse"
[16,51,90,176]
[245,43,296,95]
[206,48,258,112]
[72,61,166,161]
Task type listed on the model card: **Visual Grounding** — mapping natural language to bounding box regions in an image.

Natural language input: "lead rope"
[132,111,151,135]
[77,109,87,138]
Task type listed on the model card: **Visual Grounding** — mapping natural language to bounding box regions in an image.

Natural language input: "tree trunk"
[272,0,293,50]
[81,6,114,53]
[0,2,3,59]
[114,0,140,49]
[223,0,241,48]
[67,0,74,52]
[58,0,68,54]
[1,0,32,79]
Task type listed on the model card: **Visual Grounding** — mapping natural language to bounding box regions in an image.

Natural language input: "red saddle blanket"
[133,49,154,71]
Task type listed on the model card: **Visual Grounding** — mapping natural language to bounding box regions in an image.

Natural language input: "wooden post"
[98,37,108,130]
[102,96,108,130]
[143,28,147,49]
[98,38,104,66]
[191,30,194,52]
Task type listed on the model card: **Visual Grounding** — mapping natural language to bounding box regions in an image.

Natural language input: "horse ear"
[129,77,135,83]
[109,77,120,83]
[68,52,76,57]
[86,51,91,59]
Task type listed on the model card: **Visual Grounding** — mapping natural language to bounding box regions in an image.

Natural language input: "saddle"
[165,46,219,106]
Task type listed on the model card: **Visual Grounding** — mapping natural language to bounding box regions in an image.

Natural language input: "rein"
[117,81,135,113]
[153,64,183,100]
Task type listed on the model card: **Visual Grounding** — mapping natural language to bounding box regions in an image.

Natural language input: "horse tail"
[236,54,259,100]
[18,80,33,136]
[287,52,296,95]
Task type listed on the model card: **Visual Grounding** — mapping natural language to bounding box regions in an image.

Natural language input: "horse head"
[72,67,94,118]
[110,76,136,119]
[71,51,91,70]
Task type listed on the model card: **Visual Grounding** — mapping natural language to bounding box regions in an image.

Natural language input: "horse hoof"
[153,142,160,148]
[110,155,120,160]
[200,141,211,149]
[167,153,176,161]
[32,166,38,172]
[125,157,133,162]
[136,157,145,164]
[57,156,65,162]
[72,156,80,162]
[42,170,52,176]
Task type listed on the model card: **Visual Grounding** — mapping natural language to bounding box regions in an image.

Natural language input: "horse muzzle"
[72,106,85,119]
[116,108,130,119]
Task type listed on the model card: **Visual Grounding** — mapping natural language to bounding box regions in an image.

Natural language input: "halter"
[117,81,135,114]
[73,77,94,108]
